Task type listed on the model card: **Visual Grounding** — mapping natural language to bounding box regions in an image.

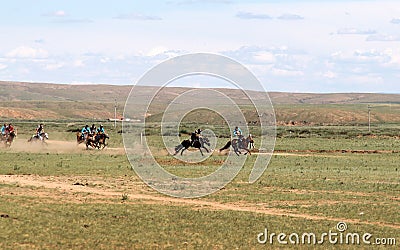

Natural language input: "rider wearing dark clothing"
[90,124,96,136]
[36,124,44,139]
[191,128,202,145]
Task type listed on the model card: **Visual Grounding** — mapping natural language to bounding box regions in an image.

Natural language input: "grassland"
[0,121,398,249]
[0,81,399,248]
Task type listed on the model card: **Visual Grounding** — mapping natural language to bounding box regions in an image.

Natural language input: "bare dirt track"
[1,174,399,230]
[3,139,125,155]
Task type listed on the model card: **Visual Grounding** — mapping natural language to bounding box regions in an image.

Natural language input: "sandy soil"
[0,174,398,230]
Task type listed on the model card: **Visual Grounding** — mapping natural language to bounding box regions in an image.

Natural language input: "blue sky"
[0,0,399,93]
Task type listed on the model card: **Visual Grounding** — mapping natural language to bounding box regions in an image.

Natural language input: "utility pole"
[114,98,117,128]
[368,105,371,132]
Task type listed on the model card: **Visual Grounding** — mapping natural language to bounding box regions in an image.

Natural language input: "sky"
[0,0,400,93]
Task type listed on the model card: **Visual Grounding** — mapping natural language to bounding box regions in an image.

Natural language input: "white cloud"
[277,13,304,20]
[271,68,304,77]
[322,71,337,79]
[390,18,400,24]
[253,51,275,63]
[147,46,168,57]
[113,13,162,20]
[73,60,85,67]
[337,28,376,35]
[52,18,93,24]
[366,34,400,41]
[0,63,7,70]
[168,0,232,5]
[235,11,272,20]
[42,10,67,17]
[6,46,49,59]
[45,63,64,71]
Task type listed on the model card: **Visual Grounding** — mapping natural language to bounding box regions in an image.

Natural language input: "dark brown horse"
[85,133,109,150]
[1,131,16,147]
[174,136,210,156]
[219,134,253,156]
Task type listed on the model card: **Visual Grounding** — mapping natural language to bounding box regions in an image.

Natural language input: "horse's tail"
[219,141,231,152]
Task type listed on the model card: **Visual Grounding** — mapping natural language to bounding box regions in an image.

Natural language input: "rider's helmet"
[100,124,103,128]
[85,124,89,128]
[235,126,238,130]
[196,128,201,134]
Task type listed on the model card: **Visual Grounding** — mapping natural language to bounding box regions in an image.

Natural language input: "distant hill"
[1,81,399,124]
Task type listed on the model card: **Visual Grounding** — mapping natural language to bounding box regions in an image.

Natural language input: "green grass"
[0,122,399,249]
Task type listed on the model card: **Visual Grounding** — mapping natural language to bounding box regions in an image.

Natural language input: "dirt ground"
[0,174,398,230]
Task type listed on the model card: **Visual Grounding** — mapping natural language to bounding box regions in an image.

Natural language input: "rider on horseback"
[81,125,91,139]
[7,123,14,135]
[90,124,97,136]
[1,123,6,136]
[233,126,243,147]
[191,128,202,146]
[96,124,105,134]
[36,123,44,140]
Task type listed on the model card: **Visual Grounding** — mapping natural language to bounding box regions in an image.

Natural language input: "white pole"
[368,105,371,132]
[114,98,117,128]
[140,132,143,145]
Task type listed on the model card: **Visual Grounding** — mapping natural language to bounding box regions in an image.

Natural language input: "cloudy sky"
[0,0,400,93]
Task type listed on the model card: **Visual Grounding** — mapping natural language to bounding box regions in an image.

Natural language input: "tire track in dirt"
[0,174,399,230]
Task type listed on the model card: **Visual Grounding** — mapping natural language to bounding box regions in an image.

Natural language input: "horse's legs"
[199,148,204,156]
[180,148,186,156]
[202,146,209,153]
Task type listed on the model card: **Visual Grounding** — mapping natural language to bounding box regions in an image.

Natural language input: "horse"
[77,132,93,145]
[1,131,16,147]
[28,132,48,144]
[94,133,109,149]
[219,134,253,156]
[174,136,210,156]
[85,133,109,150]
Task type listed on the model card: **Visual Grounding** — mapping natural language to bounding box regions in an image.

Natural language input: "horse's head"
[44,133,49,139]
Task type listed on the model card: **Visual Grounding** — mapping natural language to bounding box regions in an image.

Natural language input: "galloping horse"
[1,131,16,147]
[28,132,48,144]
[174,136,211,156]
[219,134,254,156]
[76,132,91,144]
[85,133,109,150]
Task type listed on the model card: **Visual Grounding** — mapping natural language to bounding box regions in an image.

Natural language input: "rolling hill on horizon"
[1,81,399,124]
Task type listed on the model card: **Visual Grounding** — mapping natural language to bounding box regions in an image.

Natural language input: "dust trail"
[1,139,125,155]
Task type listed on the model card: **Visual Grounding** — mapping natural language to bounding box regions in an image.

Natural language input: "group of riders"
[80,124,106,139]
[78,124,109,149]
[1,123,16,147]
[1,123,15,137]
[176,125,253,156]
[1,122,108,149]
[189,126,244,146]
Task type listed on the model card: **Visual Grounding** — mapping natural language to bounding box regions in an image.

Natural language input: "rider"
[1,123,6,136]
[36,123,44,139]
[233,126,243,147]
[90,124,97,136]
[191,128,202,145]
[96,124,105,134]
[233,126,242,138]
[81,125,91,139]
[7,123,14,135]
